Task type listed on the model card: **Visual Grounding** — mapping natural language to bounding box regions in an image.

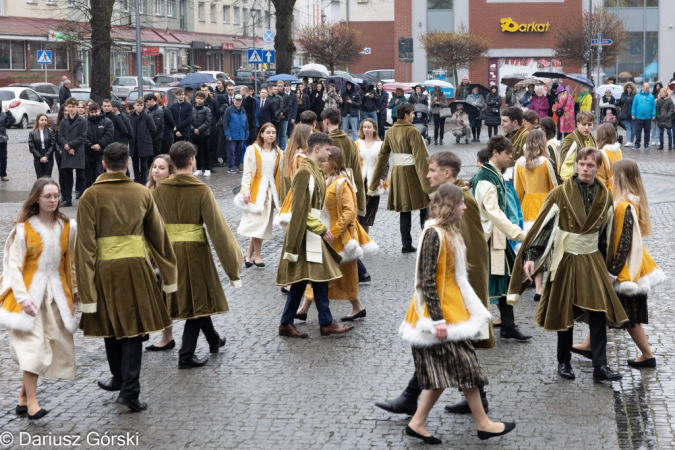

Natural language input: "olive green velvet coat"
[152,174,242,320]
[508,177,628,331]
[368,120,433,212]
[329,129,366,216]
[77,172,176,339]
[276,157,342,285]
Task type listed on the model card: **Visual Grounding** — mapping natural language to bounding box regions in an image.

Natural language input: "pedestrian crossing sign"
[248,49,263,64]
[37,50,52,65]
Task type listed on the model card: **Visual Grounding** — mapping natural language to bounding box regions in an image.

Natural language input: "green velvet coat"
[368,120,433,212]
[152,174,242,320]
[77,172,176,339]
[276,157,343,285]
[508,177,628,331]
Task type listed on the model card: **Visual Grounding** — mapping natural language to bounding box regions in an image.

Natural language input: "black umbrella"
[501,75,526,87]
[449,101,480,121]
[468,83,489,97]
[531,69,567,79]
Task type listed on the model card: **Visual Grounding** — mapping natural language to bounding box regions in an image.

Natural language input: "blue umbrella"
[177,72,217,88]
[266,74,300,83]
[566,73,594,88]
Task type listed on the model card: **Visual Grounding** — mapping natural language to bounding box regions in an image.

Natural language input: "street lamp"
[321,12,326,24]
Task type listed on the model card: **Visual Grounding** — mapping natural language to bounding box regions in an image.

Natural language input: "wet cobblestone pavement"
[0,127,672,449]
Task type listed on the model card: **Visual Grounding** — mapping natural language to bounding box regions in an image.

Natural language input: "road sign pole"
[253,17,257,95]
[45,63,47,83]
[597,33,602,126]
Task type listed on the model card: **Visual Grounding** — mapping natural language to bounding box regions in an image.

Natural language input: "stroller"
[412,103,431,145]
[601,105,624,144]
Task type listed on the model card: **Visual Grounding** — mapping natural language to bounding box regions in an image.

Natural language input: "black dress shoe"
[558,362,575,380]
[294,313,308,321]
[253,261,265,268]
[244,261,253,268]
[142,334,150,342]
[593,365,623,383]
[627,357,656,368]
[374,391,418,416]
[359,273,371,283]
[59,200,72,207]
[570,347,592,360]
[402,245,417,254]
[28,408,49,420]
[281,287,290,295]
[533,293,541,302]
[477,422,516,441]
[178,355,210,369]
[145,340,175,352]
[116,397,147,412]
[405,425,442,445]
[444,396,488,414]
[16,404,27,416]
[341,309,366,322]
[75,192,82,200]
[500,325,532,341]
[97,378,121,391]
[210,336,226,353]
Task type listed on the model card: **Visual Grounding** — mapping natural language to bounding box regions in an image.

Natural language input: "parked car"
[196,71,235,88]
[365,69,395,83]
[8,82,61,113]
[69,88,123,104]
[0,87,51,128]
[233,70,263,93]
[111,76,156,100]
[125,87,178,107]
[153,73,186,87]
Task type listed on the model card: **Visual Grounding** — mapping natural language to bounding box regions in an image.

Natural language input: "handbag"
[439,107,452,118]
[0,133,7,145]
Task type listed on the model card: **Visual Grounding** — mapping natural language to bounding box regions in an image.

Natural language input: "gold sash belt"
[392,153,415,166]
[165,224,207,242]
[549,231,598,281]
[96,235,146,260]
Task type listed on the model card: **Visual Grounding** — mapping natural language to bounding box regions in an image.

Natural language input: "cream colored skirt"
[237,190,275,240]
[9,289,75,379]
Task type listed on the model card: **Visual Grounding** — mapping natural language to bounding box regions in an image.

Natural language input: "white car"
[111,77,156,100]
[196,71,235,88]
[365,69,395,83]
[0,87,51,129]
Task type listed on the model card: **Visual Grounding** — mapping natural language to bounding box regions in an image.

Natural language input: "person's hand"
[395,99,399,104]
[291,119,295,124]
[347,98,352,103]
[323,230,334,244]
[434,323,447,340]
[68,149,75,156]
[40,157,48,163]
[280,112,285,119]
[378,180,384,189]
[22,299,37,317]
[194,129,199,135]
[524,261,535,282]
[243,193,251,204]
[652,117,656,120]
[227,137,231,141]
[632,116,636,120]
[92,144,100,151]
[64,143,70,151]
[2,105,8,112]
[176,131,182,137]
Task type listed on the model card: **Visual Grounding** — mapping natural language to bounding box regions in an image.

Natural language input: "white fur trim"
[516,155,547,168]
[339,239,363,262]
[230,279,242,288]
[604,143,622,153]
[233,148,280,213]
[360,240,379,256]
[615,280,639,295]
[616,268,667,295]
[274,212,292,229]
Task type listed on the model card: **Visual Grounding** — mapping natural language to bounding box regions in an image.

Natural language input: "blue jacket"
[631,91,656,120]
[223,105,249,141]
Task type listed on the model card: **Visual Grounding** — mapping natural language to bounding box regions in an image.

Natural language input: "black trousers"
[497,296,515,328]
[432,114,445,142]
[84,151,104,189]
[487,125,499,137]
[104,335,143,400]
[634,119,651,147]
[152,139,161,157]
[194,137,210,170]
[557,311,607,367]
[161,138,173,155]
[377,113,387,140]
[132,155,150,185]
[247,126,258,147]
[208,127,218,169]
[178,316,220,361]
[61,168,84,201]
[357,258,367,277]
[33,158,54,179]
[400,209,428,248]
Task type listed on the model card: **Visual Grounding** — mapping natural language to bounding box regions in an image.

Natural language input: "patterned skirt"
[618,292,648,328]
[411,340,489,391]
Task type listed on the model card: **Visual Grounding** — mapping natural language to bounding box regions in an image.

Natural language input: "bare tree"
[271,0,297,74]
[553,8,628,78]
[419,24,491,85]
[295,23,364,75]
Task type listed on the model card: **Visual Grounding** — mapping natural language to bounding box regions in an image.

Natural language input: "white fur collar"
[516,155,547,168]
[603,143,622,152]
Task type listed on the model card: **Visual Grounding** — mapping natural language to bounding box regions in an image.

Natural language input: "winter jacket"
[0,110,16,138]
[457,83,471,100]
[530,95,550,118]
[310,89,325,116]
[599,95,616,109]
[408,89,428,106]
[128,111,157,158]
[58,86,71,105]
[323,89,341,111]
[170,100,193,138]
[204,95,220,129]
[430,92,447,114]
[484,93,502,126]
[521,90,535,108]
[242,96,259,128]
[617,82,637,120]
[578,92,592,112]
[147,104,164,141]
[28,128,56,160]
[85,114,114,155]
[104,111,130,144]
[295,92,311,121]
[119,111,133,143]
[631,91,656,120]
[56,113,88,169]
[341,82,361,116]
[359,86,379,112]
[258,97,276,125]
[388,94,408,120]
[223,105,249,141]
[656,98,675,129]
[271,92,290,122]
[161,106,175,142]
[375,89,389,115]
[190,104,212,138]
[285,90,298,122]
[466,93,485,111]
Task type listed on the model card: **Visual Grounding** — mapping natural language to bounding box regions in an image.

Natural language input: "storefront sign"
[142,46,160,56]
[500,18,550,33]
[221,43,235,50]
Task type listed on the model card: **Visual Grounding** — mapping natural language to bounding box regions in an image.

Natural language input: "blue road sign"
[263,50,275,64]
[248,49,263,64]
[591,39,613,46]
[37,50,52,64]
[263,30,275,42]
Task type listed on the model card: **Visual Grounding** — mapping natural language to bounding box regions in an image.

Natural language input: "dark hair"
[540,117,556,140]
[576,146,602,166]
[226,82,234,88]
[501,106,523,125]
[300,110,317,126]
[321,107,342,125]
[185,87,194,93]
[428,151,462,178]
[101,98,111,105]
[88,102,100,111]
[65,97,78,107]
[200,83,209,89]
[16,178,68,225]
[169,140,197,169]
[175,88,185,95]
[103,143,129,171]
[143,93,156,102]
[522,109,539,125]
[477,148,491,164]
[397,102,414,118]
[307,132,333,153]
[195,92,206,100]
[487,135,513,155]
[284,81,291,87]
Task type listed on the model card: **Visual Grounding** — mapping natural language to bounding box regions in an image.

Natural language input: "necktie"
[229,97,233,106]
[261,100,265,108]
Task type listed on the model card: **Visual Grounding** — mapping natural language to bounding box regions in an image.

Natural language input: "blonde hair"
[428,183,464,240]
[595,123,618,149]
[147,155,176,191]
[524,129,549,169]
[357,118,380,141]
[612,159,651,237]
[283,124,311,177]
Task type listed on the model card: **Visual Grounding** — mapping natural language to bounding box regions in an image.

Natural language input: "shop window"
[223,5,229,23]
[0,41,26,70]
[428,0,452,9]
[604,0,658,6]
[198,2,204,21]
[615,31,658,83]
[234,6,240,24]
[211,3,216,22]
[29,45,68,71]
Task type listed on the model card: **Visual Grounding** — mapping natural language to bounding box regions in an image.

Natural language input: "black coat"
[242,96,258,128]
[359,87,379,112]
[28,128,56,160]
[310,89,325,117]
[162,106,176,141]
[286,90,298,122]
[270,93,290,122]
[203,96,220,130]
[85,115,114,154]
[341,84,361,116]
[190,105,212,137]
[104,111,130,144]
[0,110,16,137]
[484,93,502,126]
[56,114,88,169]
[129,111,157,158]
[296,93,311,121]
[58,86,71,105]
[147,104,164,141]
[618,93,635,120]
[119,111,133,143]
[375,89,389,115]
[170,101,193,138]
[258,97,276,125]
[657,98,675,129]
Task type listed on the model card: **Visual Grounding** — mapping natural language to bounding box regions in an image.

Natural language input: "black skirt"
[618,292,648,328]
[358,195,380,227]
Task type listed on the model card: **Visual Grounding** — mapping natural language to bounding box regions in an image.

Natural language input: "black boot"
[374,389,419,416]
[434,139,438,145]
[471,128,477,142]
[444,387,489,414]
[476,128,481,143]
[439,138,443,145]
[658,144,664,150]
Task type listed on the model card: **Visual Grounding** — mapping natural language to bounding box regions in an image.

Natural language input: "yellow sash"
[549,231,598,281]
[165,224,207,242]
[392,153,414,166]
[96,235,146,260]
